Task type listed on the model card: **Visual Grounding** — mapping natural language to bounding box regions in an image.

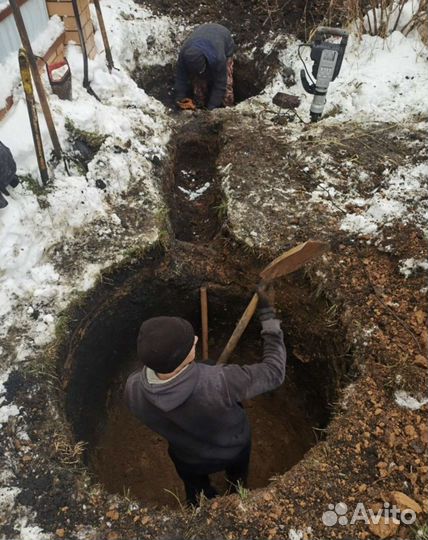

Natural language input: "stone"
[368,517,399,539]
[106,510,119,521]
[404,425,416,438]
[390,491,422,513]
[414,354,427,368]
[272,92,301,110]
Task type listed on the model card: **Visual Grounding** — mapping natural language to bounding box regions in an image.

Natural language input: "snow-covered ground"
[0,0,177,356]
[0,0,427,535]
[282,29,428,122]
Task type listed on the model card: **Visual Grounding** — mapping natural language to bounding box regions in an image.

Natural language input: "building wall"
[0,0,50,63]
[47,0,96,59]
[0,0,96,120]
[0,32,66,122]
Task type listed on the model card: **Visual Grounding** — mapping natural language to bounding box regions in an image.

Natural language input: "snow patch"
[100,0,183,71]
[178,182,211,200]
[0,16,64,110]
[399,258,428,277]
[340,163,428,237]
[395,390,428,410]
[0,486,21,514]
[0,401,20,426]
[274,30,428,123]
[18,523,51,540]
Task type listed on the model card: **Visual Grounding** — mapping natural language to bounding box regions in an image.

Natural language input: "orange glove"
[177,98,196,111]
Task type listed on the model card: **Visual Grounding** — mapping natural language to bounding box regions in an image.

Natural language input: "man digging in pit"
[175,23,236,111]
[124,284,286,505]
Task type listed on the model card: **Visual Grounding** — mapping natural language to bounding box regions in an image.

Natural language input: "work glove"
[257,281,276,321]
[0,192,7,209]
[177,98,196,111]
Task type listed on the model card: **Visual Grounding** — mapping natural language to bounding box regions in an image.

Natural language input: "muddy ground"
[3,107,426,539]
[137,0,328,42]
[0,0,427,539]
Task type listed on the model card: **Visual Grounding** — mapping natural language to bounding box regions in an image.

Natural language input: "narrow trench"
[166,120,223,242]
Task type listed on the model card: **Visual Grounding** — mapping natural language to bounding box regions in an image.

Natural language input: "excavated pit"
[61,244,354,508]
[134,53,276,109]
[59,115,354,509]
[166,120,223,242]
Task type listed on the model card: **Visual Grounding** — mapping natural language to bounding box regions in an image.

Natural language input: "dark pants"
[193,57,235,108]
[169,442,251,505]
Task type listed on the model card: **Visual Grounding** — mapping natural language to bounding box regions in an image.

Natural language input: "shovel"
[216,240,328,364]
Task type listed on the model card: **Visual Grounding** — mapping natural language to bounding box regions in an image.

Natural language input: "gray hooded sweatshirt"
[124,317,286,464]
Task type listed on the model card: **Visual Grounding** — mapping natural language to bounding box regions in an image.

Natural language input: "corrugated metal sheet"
[0,0,49,63]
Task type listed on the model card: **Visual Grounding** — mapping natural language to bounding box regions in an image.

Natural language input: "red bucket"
[47,58,72,100]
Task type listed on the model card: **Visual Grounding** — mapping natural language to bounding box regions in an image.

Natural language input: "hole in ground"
[61,246,354,508]
[133,52,277,109]
[166,120,223,242]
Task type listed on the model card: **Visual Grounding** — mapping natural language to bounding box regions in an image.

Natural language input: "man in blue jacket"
[175,23,236,111]
[124,286,286,505]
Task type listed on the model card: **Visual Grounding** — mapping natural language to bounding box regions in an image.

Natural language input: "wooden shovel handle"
[200,286,209,361]
[93,0,114,72]
[217,293,259,364]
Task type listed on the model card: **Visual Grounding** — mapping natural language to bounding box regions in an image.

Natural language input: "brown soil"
[137,0,326,42]
[2,1,426,537]
[90,351,316,507]
[88,276,329,510]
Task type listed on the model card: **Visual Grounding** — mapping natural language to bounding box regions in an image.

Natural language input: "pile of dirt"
[136,0,328,42]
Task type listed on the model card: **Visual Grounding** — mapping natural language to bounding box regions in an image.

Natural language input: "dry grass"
[252,0,426,42]
[54,435,87,465]
[325,0,427,39]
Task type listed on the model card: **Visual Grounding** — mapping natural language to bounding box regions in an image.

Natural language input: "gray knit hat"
[137,316,195,374]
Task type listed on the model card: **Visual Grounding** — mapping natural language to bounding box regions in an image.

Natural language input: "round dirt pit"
[61,244,354,508]
[134,52,277,109]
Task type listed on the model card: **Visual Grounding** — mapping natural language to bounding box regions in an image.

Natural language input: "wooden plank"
[77,0,89,14]
[55,42,65,56]
[87,42,96,59]
[63,15,77,31]
[85,33,95,51]
[83,19,93,41]
[0,0,27,22]
[79,5,90,23]
[65,29,80,44]
[47,1,74,17]
[0,96,14,122]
